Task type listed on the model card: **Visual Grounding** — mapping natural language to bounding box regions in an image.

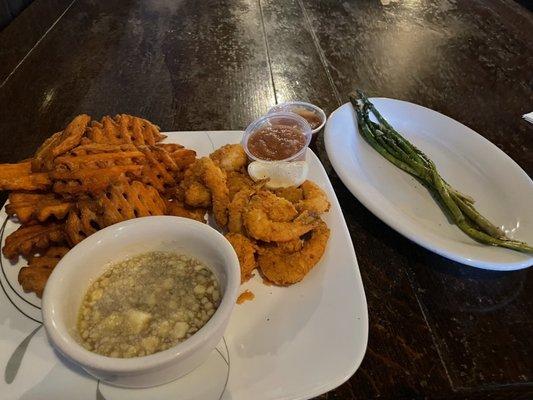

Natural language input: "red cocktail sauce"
[247,125,306,161]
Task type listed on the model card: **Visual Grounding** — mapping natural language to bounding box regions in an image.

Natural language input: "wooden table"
[0,0,532,398]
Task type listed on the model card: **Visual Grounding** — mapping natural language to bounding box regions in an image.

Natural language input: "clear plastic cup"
[242,112,312,162]
[267,101,326,136]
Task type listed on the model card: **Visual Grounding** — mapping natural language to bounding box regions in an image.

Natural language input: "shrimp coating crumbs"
[237,290,255,304]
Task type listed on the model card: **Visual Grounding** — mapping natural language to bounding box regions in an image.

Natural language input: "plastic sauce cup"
[242,112,312,162]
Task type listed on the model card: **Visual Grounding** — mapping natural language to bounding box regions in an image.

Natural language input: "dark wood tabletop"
[1,0,532,398]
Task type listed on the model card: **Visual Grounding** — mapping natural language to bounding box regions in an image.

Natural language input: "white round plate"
[324,99,533,271]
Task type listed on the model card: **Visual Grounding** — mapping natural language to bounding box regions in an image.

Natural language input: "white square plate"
[0,131,368,400]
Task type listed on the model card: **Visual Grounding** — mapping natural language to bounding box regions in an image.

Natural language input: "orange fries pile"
[0,114,198,297]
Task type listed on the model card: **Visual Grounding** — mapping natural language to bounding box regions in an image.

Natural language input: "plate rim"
[324,99,533,271]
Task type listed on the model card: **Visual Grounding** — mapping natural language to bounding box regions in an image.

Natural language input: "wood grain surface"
[0,0,531,398]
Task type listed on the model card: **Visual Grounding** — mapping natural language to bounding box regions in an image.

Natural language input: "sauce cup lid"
[267,101,326,134]
[242,111,312,163]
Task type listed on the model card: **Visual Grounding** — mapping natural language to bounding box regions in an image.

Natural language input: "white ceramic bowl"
[42,216,240,388]
[268,101,327,136]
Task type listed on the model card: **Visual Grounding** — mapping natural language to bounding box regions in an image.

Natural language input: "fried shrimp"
[181,162,211,207]
[210,144,247,172]
[197,157,230,227]
[274,186,303,204]
[227,170,255,200]
[225,232,257,283]
[181,157,229,226]
[274,238,304,253]
[244,191,320,242]
[248,191,298,222]
[227,184,275,233]
[258,221,330,285]
[296,180,330,214]
[165,200,207,222]
[228,187,255,233]
[183,181,211,207]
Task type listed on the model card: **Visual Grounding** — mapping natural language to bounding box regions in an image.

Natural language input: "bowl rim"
[267,101,327,134]
[42,216,240,373]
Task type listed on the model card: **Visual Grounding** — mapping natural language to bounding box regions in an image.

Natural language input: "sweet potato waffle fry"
[138,145,182,192]
[32,114,91,171]
[64,200,102,246]
[6,192,73,223]
[98,180,167,226]
[18,247,69,297]
[3,222,66,260]
[52,164,144,196]
[0,113,201,297]
[85,114,165,146]
[65,180,167,245]
[0,161,51,191]
[54,143,145,171]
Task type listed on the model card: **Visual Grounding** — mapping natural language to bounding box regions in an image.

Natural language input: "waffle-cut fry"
[69,143,139,155]
[3,222,66,260]
[32,114,91,171]
[54,143,144,171]
[27,246,70,265]
[138,145,182,192]
[65,200,103,245]
[0,161,51,191]
[65,180,167,245]
[18,247,70,298]
[86,114,165,146]
[98,180,167,226]
[6,192,73,223]
[52,164,143,196]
